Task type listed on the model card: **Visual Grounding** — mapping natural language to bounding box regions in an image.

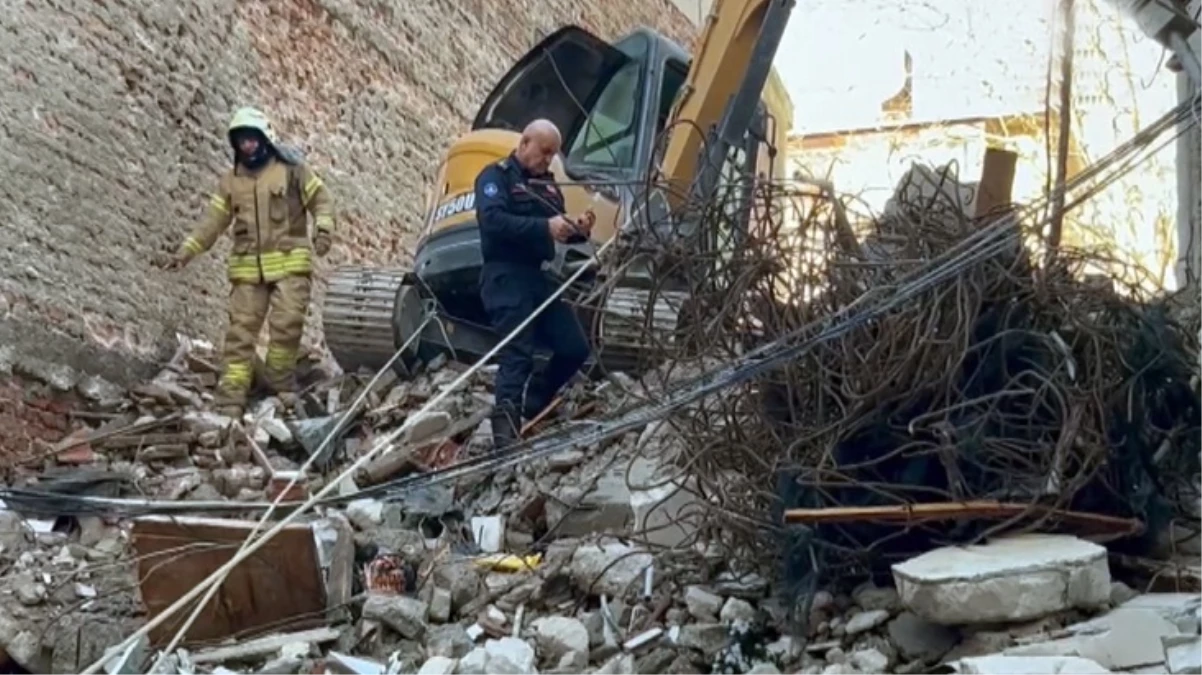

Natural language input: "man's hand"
[314,231,332,257]
[577,208,596,237]
[549,215,576,243]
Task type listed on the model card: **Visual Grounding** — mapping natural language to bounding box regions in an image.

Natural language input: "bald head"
[515,118,561,174]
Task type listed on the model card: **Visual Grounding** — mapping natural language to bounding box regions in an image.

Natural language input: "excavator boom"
[661,0,796,209]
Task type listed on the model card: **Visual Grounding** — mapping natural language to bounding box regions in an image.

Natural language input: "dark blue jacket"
[475,154,567,270]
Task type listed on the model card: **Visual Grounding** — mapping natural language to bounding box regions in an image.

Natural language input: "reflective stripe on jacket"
[180,157,334,282]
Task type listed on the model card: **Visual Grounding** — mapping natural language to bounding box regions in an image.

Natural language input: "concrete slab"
[626,456,701,549]
[1005,604,1182,670]
[892,534,1110,625]
[950,655,1112,674]
[1164,634,1202,674]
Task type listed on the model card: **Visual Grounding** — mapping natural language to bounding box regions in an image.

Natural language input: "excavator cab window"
[565,34,650,171]
[657,60,689,138]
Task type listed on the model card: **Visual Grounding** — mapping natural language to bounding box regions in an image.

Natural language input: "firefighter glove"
[314,231,332,257]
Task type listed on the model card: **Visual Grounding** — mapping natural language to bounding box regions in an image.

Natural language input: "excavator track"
[323,266,690,378]
[587,286,689,374]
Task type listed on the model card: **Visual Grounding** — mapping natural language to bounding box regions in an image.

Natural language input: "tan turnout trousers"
[216,275,312,407]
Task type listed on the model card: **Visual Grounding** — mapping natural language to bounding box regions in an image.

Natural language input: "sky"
[774,0,1057,133]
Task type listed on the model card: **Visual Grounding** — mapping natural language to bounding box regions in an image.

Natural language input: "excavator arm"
[660,0,796,210]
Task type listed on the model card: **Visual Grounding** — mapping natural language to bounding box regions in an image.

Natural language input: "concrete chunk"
[417,656,457,675]
[570,541,652,598]
[1004,603,1183,670]
[1164,634,1202,674]
[892,534,1110,625]
[684,586,723,620]
[483,637,536,674]
[951,655,1112,674]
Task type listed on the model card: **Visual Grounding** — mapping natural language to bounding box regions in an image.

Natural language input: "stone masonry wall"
[0,0,696,385]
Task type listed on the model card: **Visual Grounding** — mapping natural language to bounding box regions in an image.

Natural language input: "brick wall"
[0,0,696,384]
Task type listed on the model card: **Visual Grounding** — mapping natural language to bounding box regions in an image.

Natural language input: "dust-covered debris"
[0,166,1199,675]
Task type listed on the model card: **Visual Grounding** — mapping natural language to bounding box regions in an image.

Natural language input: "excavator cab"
[324,11,788,377]
[410,26,762,308]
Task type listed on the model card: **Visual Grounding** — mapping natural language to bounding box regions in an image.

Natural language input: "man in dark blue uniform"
[475,119,595,449]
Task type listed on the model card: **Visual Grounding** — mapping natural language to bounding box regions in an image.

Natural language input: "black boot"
[491,402,521,450]
[522,377,560,421]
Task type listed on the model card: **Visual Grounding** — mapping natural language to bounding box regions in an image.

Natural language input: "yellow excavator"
[323,0,797,377]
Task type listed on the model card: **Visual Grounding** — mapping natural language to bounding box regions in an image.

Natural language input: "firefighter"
[474,118,595,449]
[168,107,335,416]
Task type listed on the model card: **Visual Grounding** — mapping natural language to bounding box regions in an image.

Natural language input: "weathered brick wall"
[0,0,696,383]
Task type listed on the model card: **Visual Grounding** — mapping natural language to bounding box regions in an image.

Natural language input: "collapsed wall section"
[0,0,696,385]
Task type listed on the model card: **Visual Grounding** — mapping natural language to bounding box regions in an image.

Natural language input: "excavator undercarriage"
[322,265,689,378]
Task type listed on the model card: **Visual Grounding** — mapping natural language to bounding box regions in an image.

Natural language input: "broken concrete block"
[1164,634,1202,674]
[401,410,452,446]
[0,510,30,555]
[457,647,488,674]
[417,655,457,675]
[425,624,474,659]
[850,648,889,673]
[532,616,590,667]
[1004,601,1184,670]
[719,597,757,625]
[1118,594,1202,634]
[259,416,293,444]
[626,455,701,549]
[853,583,901,612]
[892,534,1110,625]
[546,480,632,539]
[570,541,652,598]
[1109,581,1139,606]
[845,609,890,635]
[950,655,1112,674]
[362,594,428,640]
[595,652,636,674]
[483,637,536,674]
[887,611,957,662]
[675,623,727,656]
[685,586,724,621]
[428,587,452,624]
[345,498,385,530]
[183,411,233,435]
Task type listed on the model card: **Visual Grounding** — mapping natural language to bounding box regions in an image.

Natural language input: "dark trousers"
[480,265,590,421]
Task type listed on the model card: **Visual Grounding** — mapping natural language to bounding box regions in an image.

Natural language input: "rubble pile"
[0,156,1199,672]
[0,328,1196,675]
[626,163,1202,598]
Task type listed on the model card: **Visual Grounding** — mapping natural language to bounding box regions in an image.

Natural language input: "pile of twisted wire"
[596,139,1201,592]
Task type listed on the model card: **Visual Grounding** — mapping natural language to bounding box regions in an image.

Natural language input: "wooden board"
[131,515,327,647]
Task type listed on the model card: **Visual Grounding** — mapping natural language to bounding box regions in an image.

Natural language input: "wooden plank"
[783,500,1143,535]
[190,627,341,664]
[973,147,1019,220]
[131,515,328,647]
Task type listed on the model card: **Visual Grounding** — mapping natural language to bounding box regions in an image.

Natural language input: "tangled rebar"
[597,97,1202,598]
